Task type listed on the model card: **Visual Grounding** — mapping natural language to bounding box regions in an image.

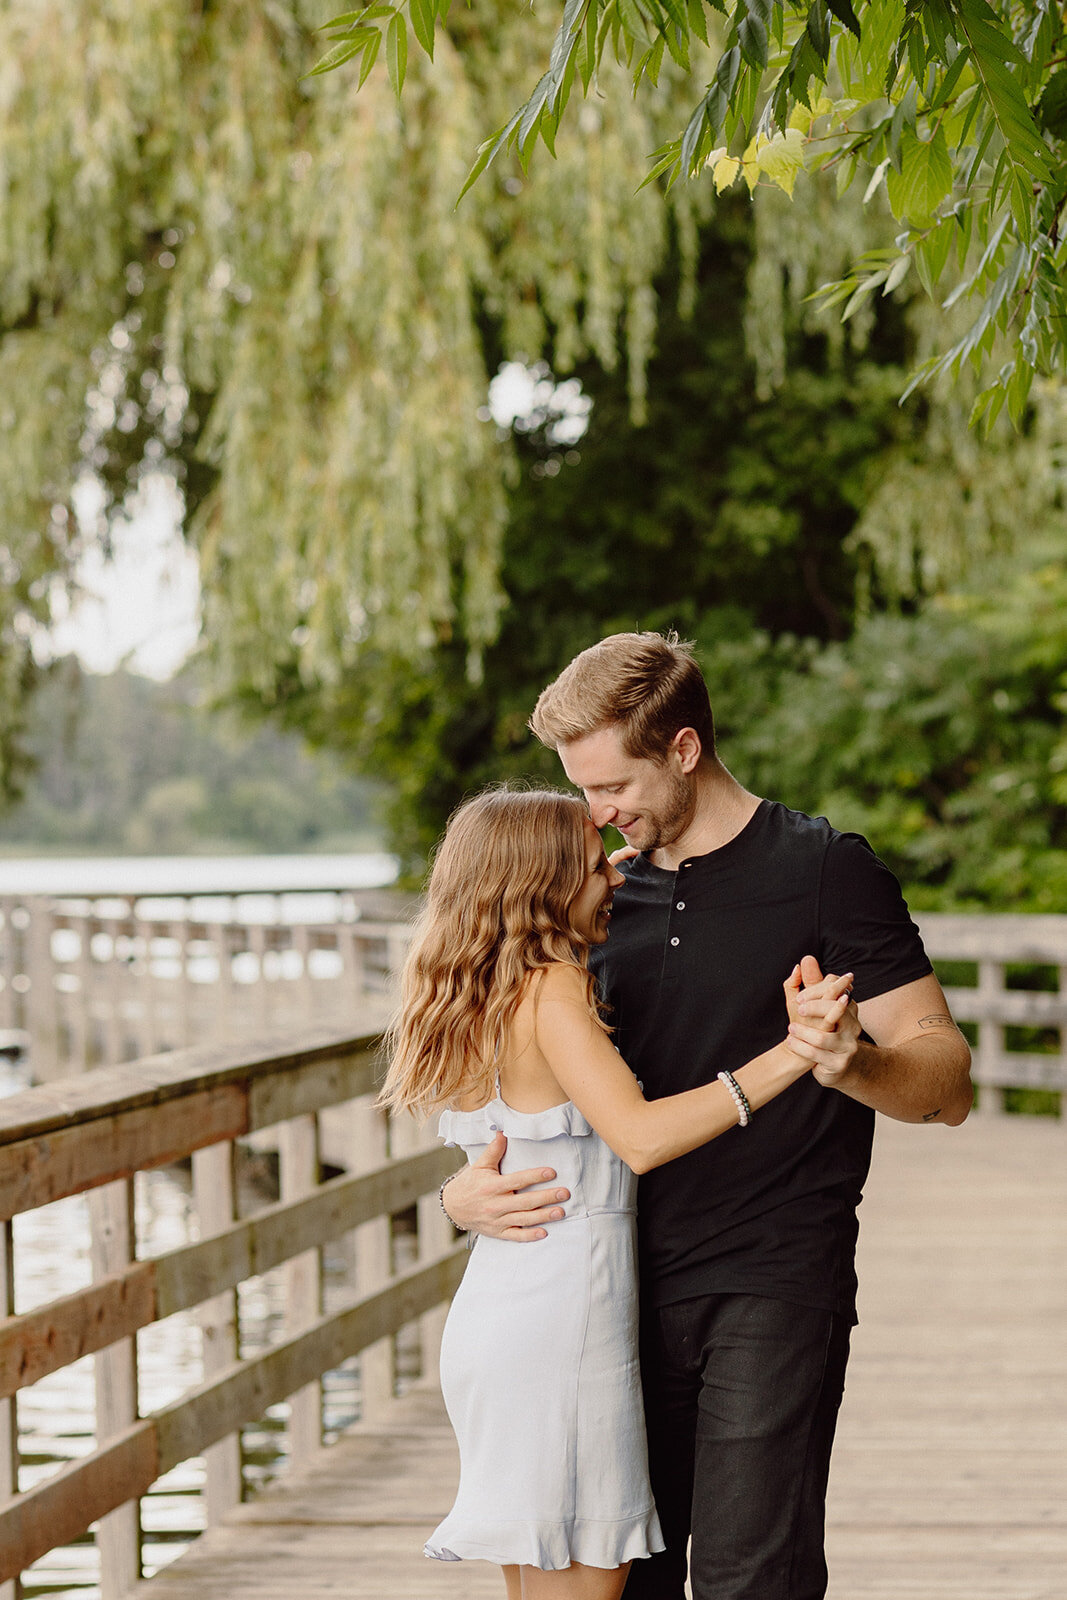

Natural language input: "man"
[441,632,972,1600]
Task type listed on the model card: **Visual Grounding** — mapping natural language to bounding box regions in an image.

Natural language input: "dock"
[130,1111,1067,1600]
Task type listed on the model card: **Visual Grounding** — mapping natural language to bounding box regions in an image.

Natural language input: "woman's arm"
[534,965,856,1174]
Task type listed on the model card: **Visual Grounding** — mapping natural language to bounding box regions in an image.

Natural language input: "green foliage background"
[1,2,1065,914]
[0,661,383,856]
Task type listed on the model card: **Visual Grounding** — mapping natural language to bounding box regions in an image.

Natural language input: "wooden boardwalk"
[133,1113,1067,1600]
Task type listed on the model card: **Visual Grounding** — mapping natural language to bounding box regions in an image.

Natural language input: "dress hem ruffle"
[424,1507,665,1571]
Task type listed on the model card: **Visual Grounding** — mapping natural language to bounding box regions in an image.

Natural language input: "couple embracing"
[380,631,972,1600]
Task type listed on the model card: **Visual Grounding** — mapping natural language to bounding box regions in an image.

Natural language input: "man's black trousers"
[622,1292,852,1600]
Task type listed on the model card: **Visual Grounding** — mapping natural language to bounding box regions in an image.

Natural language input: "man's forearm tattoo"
[918,1013,956,1029]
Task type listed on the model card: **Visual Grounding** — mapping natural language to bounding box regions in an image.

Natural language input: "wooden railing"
[0,1026,463,1599]
[0,893,414,1077]
[3,895,1064,1117]
[0,912,1063,1597]
[916,914,1067,1113]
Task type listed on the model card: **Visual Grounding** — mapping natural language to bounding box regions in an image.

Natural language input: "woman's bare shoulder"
[532,961,590,1007]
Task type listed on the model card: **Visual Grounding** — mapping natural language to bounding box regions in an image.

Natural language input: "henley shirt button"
[670,936,680,947]
[676,901,685,910]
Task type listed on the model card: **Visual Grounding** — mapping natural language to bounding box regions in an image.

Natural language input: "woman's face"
[570,817,625,944]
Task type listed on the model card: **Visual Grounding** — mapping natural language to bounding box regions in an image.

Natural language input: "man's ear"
[672,727,702,773]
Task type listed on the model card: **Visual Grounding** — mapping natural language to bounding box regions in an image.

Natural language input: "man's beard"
[627,769,694,851]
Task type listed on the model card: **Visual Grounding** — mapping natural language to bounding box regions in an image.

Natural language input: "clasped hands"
[441,954,861,1244]
[783,953,862,1087]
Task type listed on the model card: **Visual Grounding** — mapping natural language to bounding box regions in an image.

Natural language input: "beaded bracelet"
[440,1171,478,1250]
[439,1171,462,1218]
[717,1070,752,1127]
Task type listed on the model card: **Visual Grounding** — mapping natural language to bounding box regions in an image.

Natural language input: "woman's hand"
[783,963,853,1026]
[607,844,640,867]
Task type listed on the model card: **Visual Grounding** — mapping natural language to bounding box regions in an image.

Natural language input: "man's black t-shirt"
[588,799,932,1322]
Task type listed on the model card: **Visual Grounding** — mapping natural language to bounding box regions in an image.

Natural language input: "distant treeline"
[0,660,384,856]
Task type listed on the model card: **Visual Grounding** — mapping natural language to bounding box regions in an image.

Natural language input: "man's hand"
[787,993,862,1086]
[441,1131,571,1242]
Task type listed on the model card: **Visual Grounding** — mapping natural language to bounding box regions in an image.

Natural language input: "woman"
[379,787,855,1600]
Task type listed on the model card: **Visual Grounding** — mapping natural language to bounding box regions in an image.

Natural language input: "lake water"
[0,853,398,898]
[1,853,401,1598]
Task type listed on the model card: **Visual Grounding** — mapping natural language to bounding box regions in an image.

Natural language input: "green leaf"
[409,0,436,59]
[634,33,666,87]
[1006,357,1034,427]
[882,253,911,294]
[956,0,1054,185]
[885,124,953,224]
[806,0,831,63]
[638,139,683,191]
[387,11,408,98]
[970,380,1007,432]
[517,70,554,152]
[736,1,770,71]
[1037,69,1067,139]
[906,18,927,87]
[318,7,392,28]
[1009,170,1033,244]
[680,96,711,176]
[305,36,371,77]
[663,21,690,70]
[842,271,887,319]
[357,28,382,87]
[926,46,971,113]
[456,108,524,204]
[825,0,861,39]
[617,0,648,42]
[914,214,955,296]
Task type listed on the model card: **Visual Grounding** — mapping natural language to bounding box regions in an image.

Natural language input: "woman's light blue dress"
[425,1093,665,1571]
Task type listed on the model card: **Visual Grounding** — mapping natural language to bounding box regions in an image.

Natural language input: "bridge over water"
[0,913,1064,1600]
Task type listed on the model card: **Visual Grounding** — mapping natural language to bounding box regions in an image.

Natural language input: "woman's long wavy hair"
[379,787,610,1117]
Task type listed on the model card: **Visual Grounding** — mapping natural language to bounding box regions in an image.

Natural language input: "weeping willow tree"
[1,0,1065,823]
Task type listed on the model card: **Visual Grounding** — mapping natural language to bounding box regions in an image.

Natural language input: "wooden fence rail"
[3,900,1067,1114]
[915,913,1067,1111]
[0,1026,463,1599]
[0,912,1063,1596]
[0,891,412,1077]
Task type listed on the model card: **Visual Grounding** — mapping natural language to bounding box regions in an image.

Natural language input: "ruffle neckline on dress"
[438,1097,592,1147]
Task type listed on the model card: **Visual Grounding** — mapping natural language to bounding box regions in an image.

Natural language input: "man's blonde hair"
[529,631,716,762]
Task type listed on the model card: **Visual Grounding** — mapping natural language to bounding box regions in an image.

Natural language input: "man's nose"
[589,799,616,828]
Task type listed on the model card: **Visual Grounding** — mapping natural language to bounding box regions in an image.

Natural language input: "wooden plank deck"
[134,1113,1067,1600]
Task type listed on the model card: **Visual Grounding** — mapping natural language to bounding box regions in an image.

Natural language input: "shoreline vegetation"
[0,660,386,861]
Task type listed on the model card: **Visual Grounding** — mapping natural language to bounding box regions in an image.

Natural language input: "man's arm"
[797,957,972,1125]
[441,1131,571,1241]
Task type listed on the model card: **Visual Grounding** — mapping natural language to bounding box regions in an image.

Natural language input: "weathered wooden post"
[0,1218,18,1600]
[88,1179,142,1596]
[192,1141,243,1522]
[975,958,1005,1114]
[351,1094,394,1418]
[23,899,57,1078]
[280,1111,324,1463]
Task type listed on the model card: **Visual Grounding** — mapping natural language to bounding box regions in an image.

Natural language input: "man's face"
[559,725,696,853]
